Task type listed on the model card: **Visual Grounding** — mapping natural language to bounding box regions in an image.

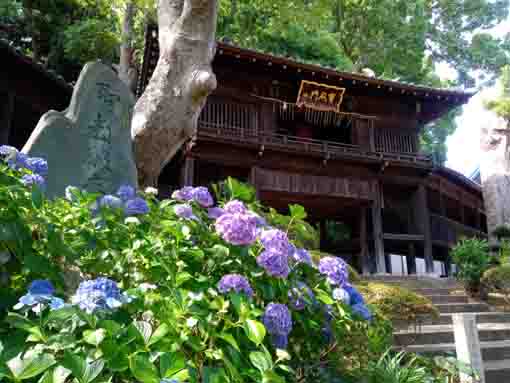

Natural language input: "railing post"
[452,313,485,383]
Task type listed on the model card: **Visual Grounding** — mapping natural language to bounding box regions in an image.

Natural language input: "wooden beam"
[181,157,195,187]
[372,181,386,273]
[414,184,434,273]
[360,207,371,275]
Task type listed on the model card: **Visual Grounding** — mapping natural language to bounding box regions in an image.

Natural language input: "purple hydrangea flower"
[21,174,45,188]
[332,287,350,304]
[0,145,18,157]
[174,204,197,220]
[215,213,257,245]
[172,186,194,202]
[260,229,290,255]
[351,303,372,321]
[191,186,214,207]
[290,247,313,266]
[272,334,289,349]
[344,284,364,306]
[256,250,290,278]
[116,184,136,201]
[217,274,253,297]
[25,157,48,176]
[288,282,315,310]
[207,207,225,219]
[223,200,247,214]
[263,303,292,348]
[125,197,150,215]
[318,256,348,286]
[246,212,267,227]
[71,277,132,314]
[99,195,123,209]
[9,152,28,170]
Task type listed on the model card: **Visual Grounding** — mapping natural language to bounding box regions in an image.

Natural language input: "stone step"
[428,295,469,304]
[398,340,510,361]
[411,288,465,296]
[394,323,510,346]
[435,303,490,314]
[396,312,510,327]
[485,361,510,383]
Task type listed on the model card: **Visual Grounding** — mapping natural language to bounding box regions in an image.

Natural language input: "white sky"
[443,19,509,176]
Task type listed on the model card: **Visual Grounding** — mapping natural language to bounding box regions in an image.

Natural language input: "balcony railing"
[197,123,432,168]
[430,213,487,246]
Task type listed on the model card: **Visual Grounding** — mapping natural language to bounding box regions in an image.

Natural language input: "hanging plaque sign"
[296,80,346,113]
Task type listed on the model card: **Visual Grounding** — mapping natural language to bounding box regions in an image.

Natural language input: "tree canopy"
[2,0,509,162]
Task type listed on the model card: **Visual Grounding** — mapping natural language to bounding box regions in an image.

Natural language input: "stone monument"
[22,62,138,197]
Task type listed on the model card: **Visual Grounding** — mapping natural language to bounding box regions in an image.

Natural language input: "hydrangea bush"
[0,149,386,383]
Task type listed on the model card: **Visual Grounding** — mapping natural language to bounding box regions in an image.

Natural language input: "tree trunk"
[119,1,137,92]
[131,0,218,187]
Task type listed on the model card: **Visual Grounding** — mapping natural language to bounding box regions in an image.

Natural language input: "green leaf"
[32,187,44,209]
[82,360,104,383]
[46,306,77,323]
[38,366,72,383]
[243,319,266,346]
[83,329,106,347]
[289,204,307,220]
[175,272,193,287]
[8,352,56,380]
[160,352,186,378]
[262,370,286,383]
[132,321,153,345]
[316,290,335,305]
[249,352,271,373]
[147,324,169,346]
[62,352,85,381]
[203,367,228,383]
[6,313,36,331]
[129,354,159,383]
[98,320,121,336]
[218,333,240,352]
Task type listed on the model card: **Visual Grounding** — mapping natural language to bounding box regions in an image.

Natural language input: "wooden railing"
[430,213,487,246]
[375,128,417,153]
[197,124,432,167]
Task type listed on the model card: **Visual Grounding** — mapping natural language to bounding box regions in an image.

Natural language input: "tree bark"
[119,1,137,92]
[131,0,218,187]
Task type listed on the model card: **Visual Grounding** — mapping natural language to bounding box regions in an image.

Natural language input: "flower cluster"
[214,204,258,245]
[0,145,48,188]
[98,185,149,216]
[71,277,132,314]
[331,284,372,321]
[174,204,198,220]
[289,245,313,266]
[263,303,293,349]
[172,186,214,207]
[14,280,64,312]
[257,229,291,278]
[288,282,315,311]
[217,274,253,297]
[318,256,348,286]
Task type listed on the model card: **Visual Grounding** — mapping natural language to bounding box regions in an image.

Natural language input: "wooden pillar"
[360,207,371,275]
[414,184,434,273]
[384,253,392,274]
[407,243,417,275]
[181,157,195,187]
[372,182,386,273]
[0,92,15,145]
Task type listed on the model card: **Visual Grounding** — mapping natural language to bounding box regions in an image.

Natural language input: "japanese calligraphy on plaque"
[296,80,346,113]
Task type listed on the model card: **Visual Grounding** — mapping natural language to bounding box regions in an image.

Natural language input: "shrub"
[481,264,510,305]
[451,238,490,294]
[0,147,382,382]
[493,224,510,241]
[356,283,438,323]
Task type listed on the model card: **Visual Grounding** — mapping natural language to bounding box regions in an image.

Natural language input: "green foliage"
[365,350,430,383]
[356,283,438,323]
[481,264,510,305]
[451,238,491,293]
[493,224,510,241]
[485,65,510,124]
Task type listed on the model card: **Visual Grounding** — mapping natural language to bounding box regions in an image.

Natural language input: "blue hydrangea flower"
[8,151,28,170]
[191,186,214,207]
[263,303,292,349]
[246,211,267,227]
[25,157,48,176]
[21,174,45,188]
[174,204,198,220]
[332,287,350,304]
[160,379,179,383]
[49,297,65,310]
[318,257,348,286]
[218,274,253,297]
[290,246,313,266]
[207,207,225,219]
[260,229,290,255]
[125,197,150,215]
[172,186,194,202]
[71,278,132,314]
[215,213,257,245]
[223,200,247,214]
[99,195,123,209]
[116,184,136,201]
[256,250,290,278]
[351,303,372,321]
[0,145,18,157]
[344,284,364,306]
[13,280,63,312]
[288,282,315,310]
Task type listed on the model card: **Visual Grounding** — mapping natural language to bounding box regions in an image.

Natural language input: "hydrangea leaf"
[82,359,104,383]
[7,352,56,380]
[39,366,72,383]
[46,306,77,324]
[83,329,106,347]
[159,352,186,378]
[131,321,153,345]
[316,290,335,305]
[262,370,286,383]
[147,324,169,346]
[289,204,307,220]
[243,319,266,346]
[175,272,193,287]
[249,352,272,373]
[218,333,240,352]
[129,354,159,383]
